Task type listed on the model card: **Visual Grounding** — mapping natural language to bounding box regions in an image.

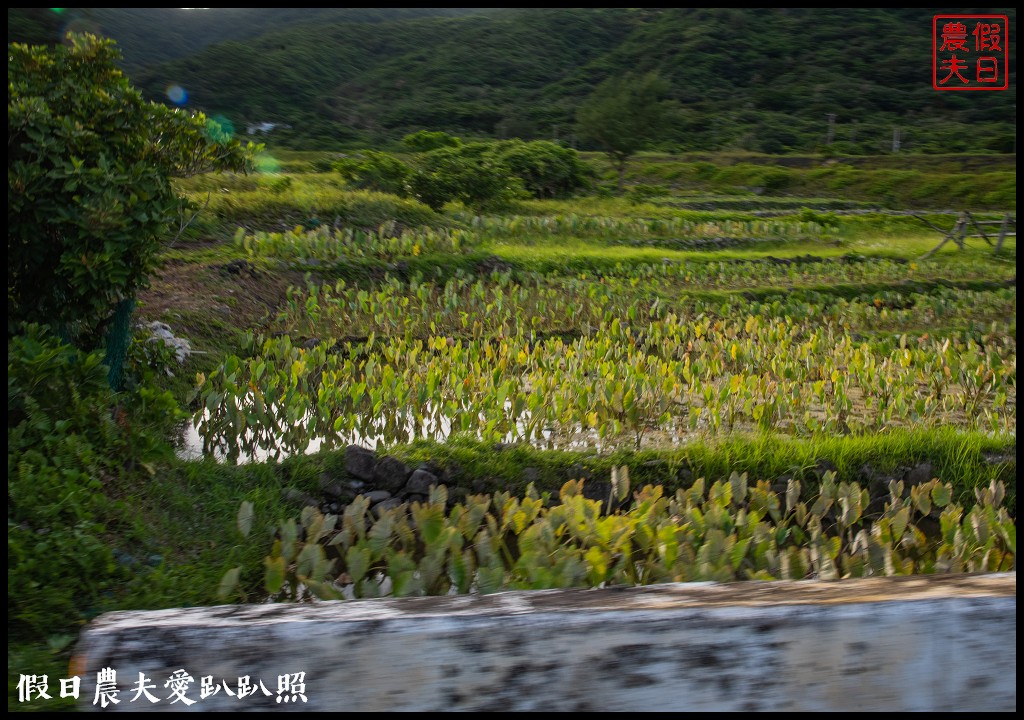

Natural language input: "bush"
[7,327,181,639]
[7,34,253,349]
[333,150,412,196]
[487,140,591,198]
[331,139,590,212]
[408,146,526,212]
[223,471,1016,602]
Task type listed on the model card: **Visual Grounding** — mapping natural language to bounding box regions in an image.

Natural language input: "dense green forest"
[7,8,489,75]
[9,8,1016,153]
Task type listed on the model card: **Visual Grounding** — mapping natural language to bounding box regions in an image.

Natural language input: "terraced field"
[175,191,1015,469]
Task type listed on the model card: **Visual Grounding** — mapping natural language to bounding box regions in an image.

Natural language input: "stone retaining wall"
[286,444,1009,525]
[75,573,1015,711]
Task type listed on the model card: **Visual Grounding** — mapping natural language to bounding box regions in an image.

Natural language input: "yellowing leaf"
[217,566,241,601]
[264,556,285,594]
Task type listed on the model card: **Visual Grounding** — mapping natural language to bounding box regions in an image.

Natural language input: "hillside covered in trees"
[7,8,490,75]
[9,8,1017,153]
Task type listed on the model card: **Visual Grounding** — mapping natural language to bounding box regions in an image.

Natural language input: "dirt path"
[138,256,306,348]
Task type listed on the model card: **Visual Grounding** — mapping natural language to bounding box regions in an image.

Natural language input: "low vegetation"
[224,473,1015,603]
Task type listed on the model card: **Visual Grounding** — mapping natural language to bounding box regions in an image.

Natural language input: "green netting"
[103,298,135,391]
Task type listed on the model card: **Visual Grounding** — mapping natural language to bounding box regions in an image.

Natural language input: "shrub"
[7,34,253,350]
[8,327,181,639]
[408,146,526,212]
[201,186,438,232]
[333,150,412,196]
[487,140,591,198]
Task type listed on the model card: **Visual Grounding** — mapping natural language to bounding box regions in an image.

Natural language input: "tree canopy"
[334,138,589,211]
[576,72,672,190]
[77,8,1016,154]
[8,33,255,350]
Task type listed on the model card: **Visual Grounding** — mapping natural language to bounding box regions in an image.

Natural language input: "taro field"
[185,195,1016,465]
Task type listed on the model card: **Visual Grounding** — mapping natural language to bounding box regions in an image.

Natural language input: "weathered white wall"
[75,573,1016,712]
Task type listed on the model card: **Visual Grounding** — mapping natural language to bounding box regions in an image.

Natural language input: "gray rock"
[440,461,464,487]
[113,550,138,568]
[327,484,352,501]
[283,487,319,508]
[346,445,376,481]
[472,477,498,494]
[813,459,839,479]
[146,321,175,340]
[405,468,439,496]
[567,463,592,482]
[903,462,934,488]
[581,478,611,505]
[142,320,192,364]
[374,456,411,493]
[318,473,337,491]
[319,473,354,501]
[857,464,896,518]
[362,490,392,505]
[219,259,255,276]
[772,475,792,498]
[522,467,540,485]
[981,451,1015,465]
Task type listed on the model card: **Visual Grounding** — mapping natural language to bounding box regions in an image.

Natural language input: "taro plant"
[196,306,1015,459]
[219,471,1014,603]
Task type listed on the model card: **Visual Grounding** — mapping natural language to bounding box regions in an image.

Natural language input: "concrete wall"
[75,573,1016,711]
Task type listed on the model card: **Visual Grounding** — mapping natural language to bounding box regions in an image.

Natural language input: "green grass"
[577,155,1018,211]
[294,428,1016,513]
[8,643,78,712]
[178,180,442,238]
[581,152,1020,174]
[483,235,1011,269]
[7,455,301,711]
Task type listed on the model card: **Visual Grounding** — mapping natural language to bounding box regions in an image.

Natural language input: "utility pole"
[892,127,901,153]
[826,113,837,145]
